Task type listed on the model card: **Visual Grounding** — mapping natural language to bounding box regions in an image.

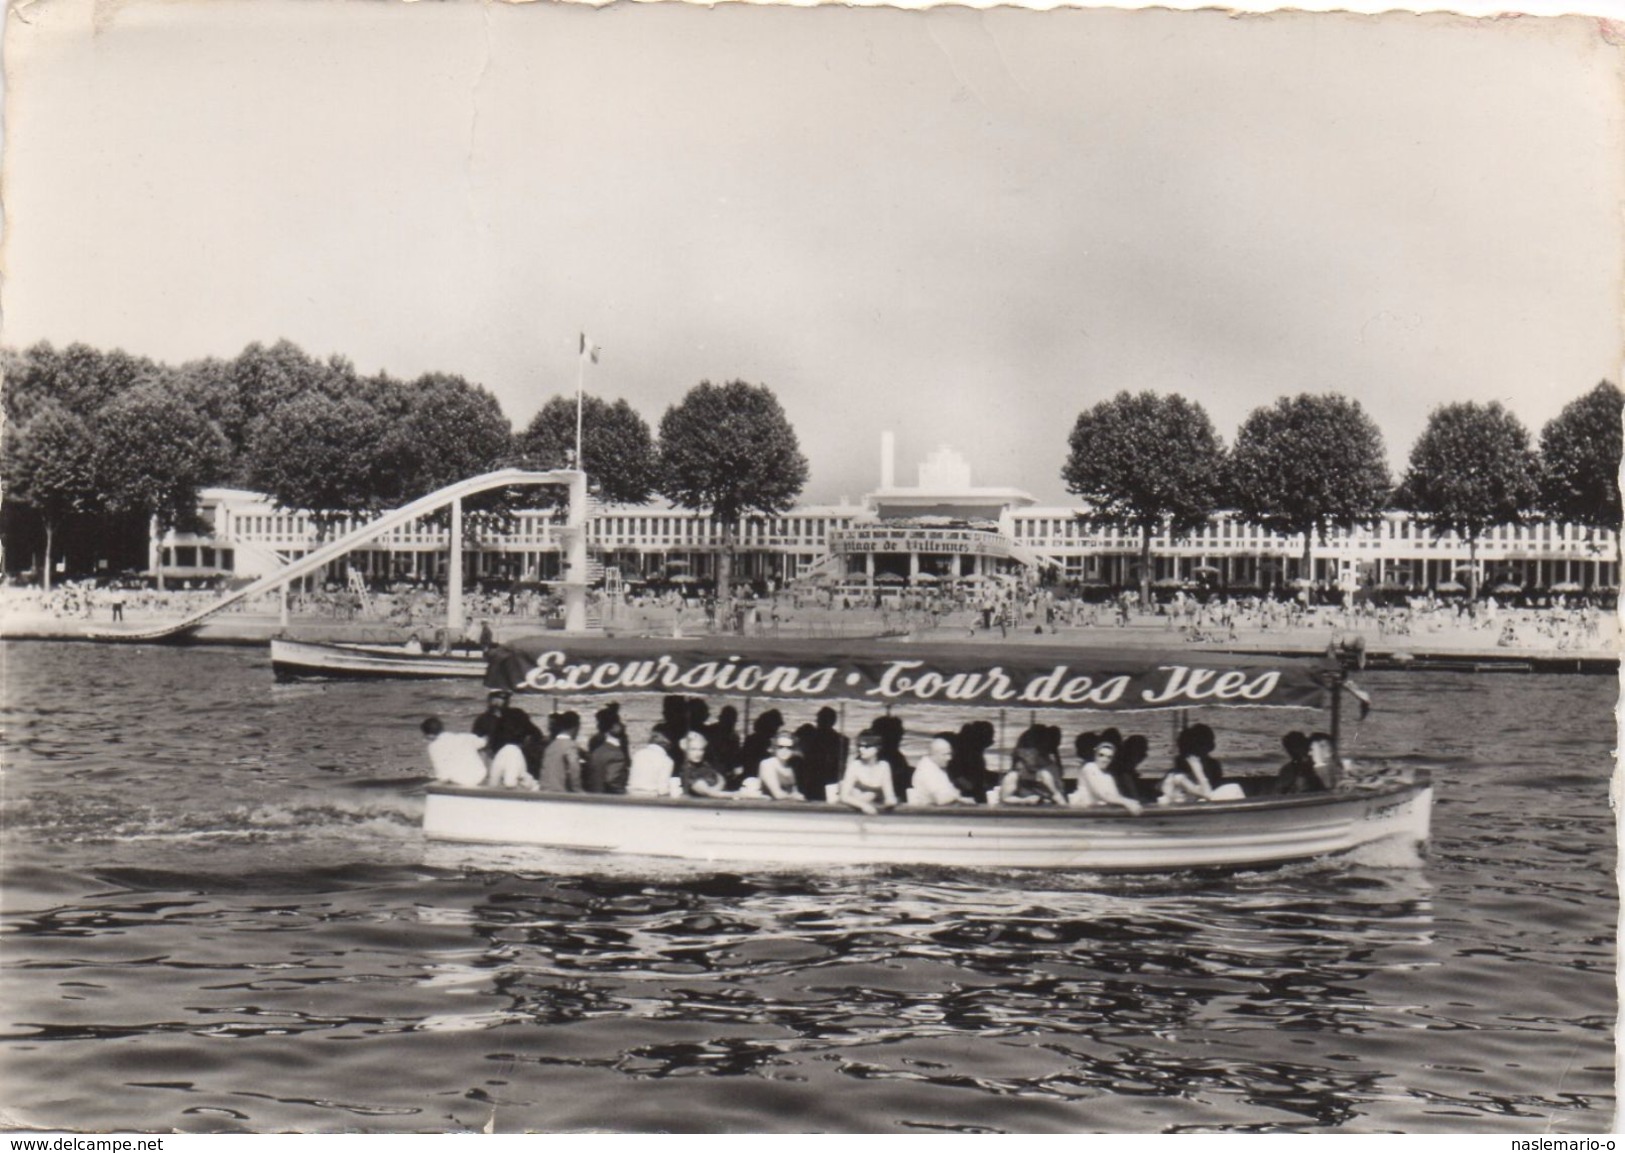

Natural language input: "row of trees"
[4,338,1617,603]
[1,341,807,598]
[1062,384,1622,603]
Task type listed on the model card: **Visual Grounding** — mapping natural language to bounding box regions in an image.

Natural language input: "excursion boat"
[422,637,1433,872]
[270,637,485,681]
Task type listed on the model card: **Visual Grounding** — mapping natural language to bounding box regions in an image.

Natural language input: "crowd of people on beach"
[4,569,1612,657]
[421,690,1343,816]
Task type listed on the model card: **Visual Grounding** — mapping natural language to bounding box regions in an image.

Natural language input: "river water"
[0,641,1615,1134]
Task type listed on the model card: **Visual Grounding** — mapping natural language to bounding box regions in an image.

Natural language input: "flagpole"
[575,333,585,470]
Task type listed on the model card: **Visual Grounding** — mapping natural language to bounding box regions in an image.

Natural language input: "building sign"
[831,527,1009,557]
[487,639,1334,713]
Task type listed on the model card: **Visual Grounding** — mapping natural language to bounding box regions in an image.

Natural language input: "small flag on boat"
[579,333,601,364]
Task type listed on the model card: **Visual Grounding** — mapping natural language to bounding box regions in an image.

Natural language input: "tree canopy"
[1397,401,1539,597]
[658,380,808,599]
[1061,391,1226,604]
[94,380,233,541]
[243,391,392,540]
[1228,393,1391,572]
[370,372,515,507]
[1,402,101,590]
[516,394,659,507]
[1538,380,1621,537]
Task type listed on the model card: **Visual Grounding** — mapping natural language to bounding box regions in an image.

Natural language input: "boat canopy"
[484,637,1339,714]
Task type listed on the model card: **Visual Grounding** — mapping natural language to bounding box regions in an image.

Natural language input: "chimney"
[881,431,896,491]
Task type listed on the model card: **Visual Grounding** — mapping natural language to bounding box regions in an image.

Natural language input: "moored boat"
[421,637,1434,871]
[270,637,485,681]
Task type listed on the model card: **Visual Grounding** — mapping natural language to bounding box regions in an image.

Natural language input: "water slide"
[89,468,582,642]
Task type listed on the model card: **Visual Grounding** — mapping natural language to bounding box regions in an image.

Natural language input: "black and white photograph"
[0,0,1619,1137]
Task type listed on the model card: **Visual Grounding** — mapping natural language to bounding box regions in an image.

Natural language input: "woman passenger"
[839,729,897,815]
[758,732,806,800]
[1159,724,1245,804]
[1000,728,1068,806]
[1070,727,1142,815]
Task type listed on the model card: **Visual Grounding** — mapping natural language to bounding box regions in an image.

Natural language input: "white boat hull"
[270,638,485,680]
[422,776,1432,871]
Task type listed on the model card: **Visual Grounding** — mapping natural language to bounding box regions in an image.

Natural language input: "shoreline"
[4,606,1617,672]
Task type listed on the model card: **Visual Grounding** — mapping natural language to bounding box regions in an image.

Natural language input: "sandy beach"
[3,588,1615,667]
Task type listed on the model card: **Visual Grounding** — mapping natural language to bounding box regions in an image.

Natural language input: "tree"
[242,390,390,542]
[1228,394,1392,581]
[370,372,514,508]
[515,394,658,507]
[1061,391,1227,607]
[1,402,100,591]
[1538,381,1622,557]
[1397,401,1539,599]
[228,340,355,434]
[657,380,808,601]
[2,342,160,425]
[94,380,232,589]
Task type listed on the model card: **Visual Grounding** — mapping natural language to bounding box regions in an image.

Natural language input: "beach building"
[158,436,1618,595]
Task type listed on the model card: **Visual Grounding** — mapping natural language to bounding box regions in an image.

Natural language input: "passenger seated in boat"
[538,711,583,792]
[679,731,736,799]
[873,714,911,799]
[1000,731,1068,806]
[948,720,996,803]
[1113,734,1152,802]
[1070,728,1142,815]
[403,634,424,654]
[584,704,630,794]
[474,689,542,789]
[420,716,488,787]
[840,729,897,815]
[756,733,806,800]
[1272,730,1327,795]
[626,728,676,796]
[790,722,823,799]
[1308,731,1341,788]
[800,707,847,802]
[1159,724,1245,804]
[909,733,975,805]
[739,709,785,791]
[704,705,744,786]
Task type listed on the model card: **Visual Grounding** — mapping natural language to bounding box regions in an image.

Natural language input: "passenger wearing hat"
[1070,727,1142,815]
[839,729,897,815]
[474,688,542,789]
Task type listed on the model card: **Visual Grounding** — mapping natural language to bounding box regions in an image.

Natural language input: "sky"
[3,0,1620,506]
